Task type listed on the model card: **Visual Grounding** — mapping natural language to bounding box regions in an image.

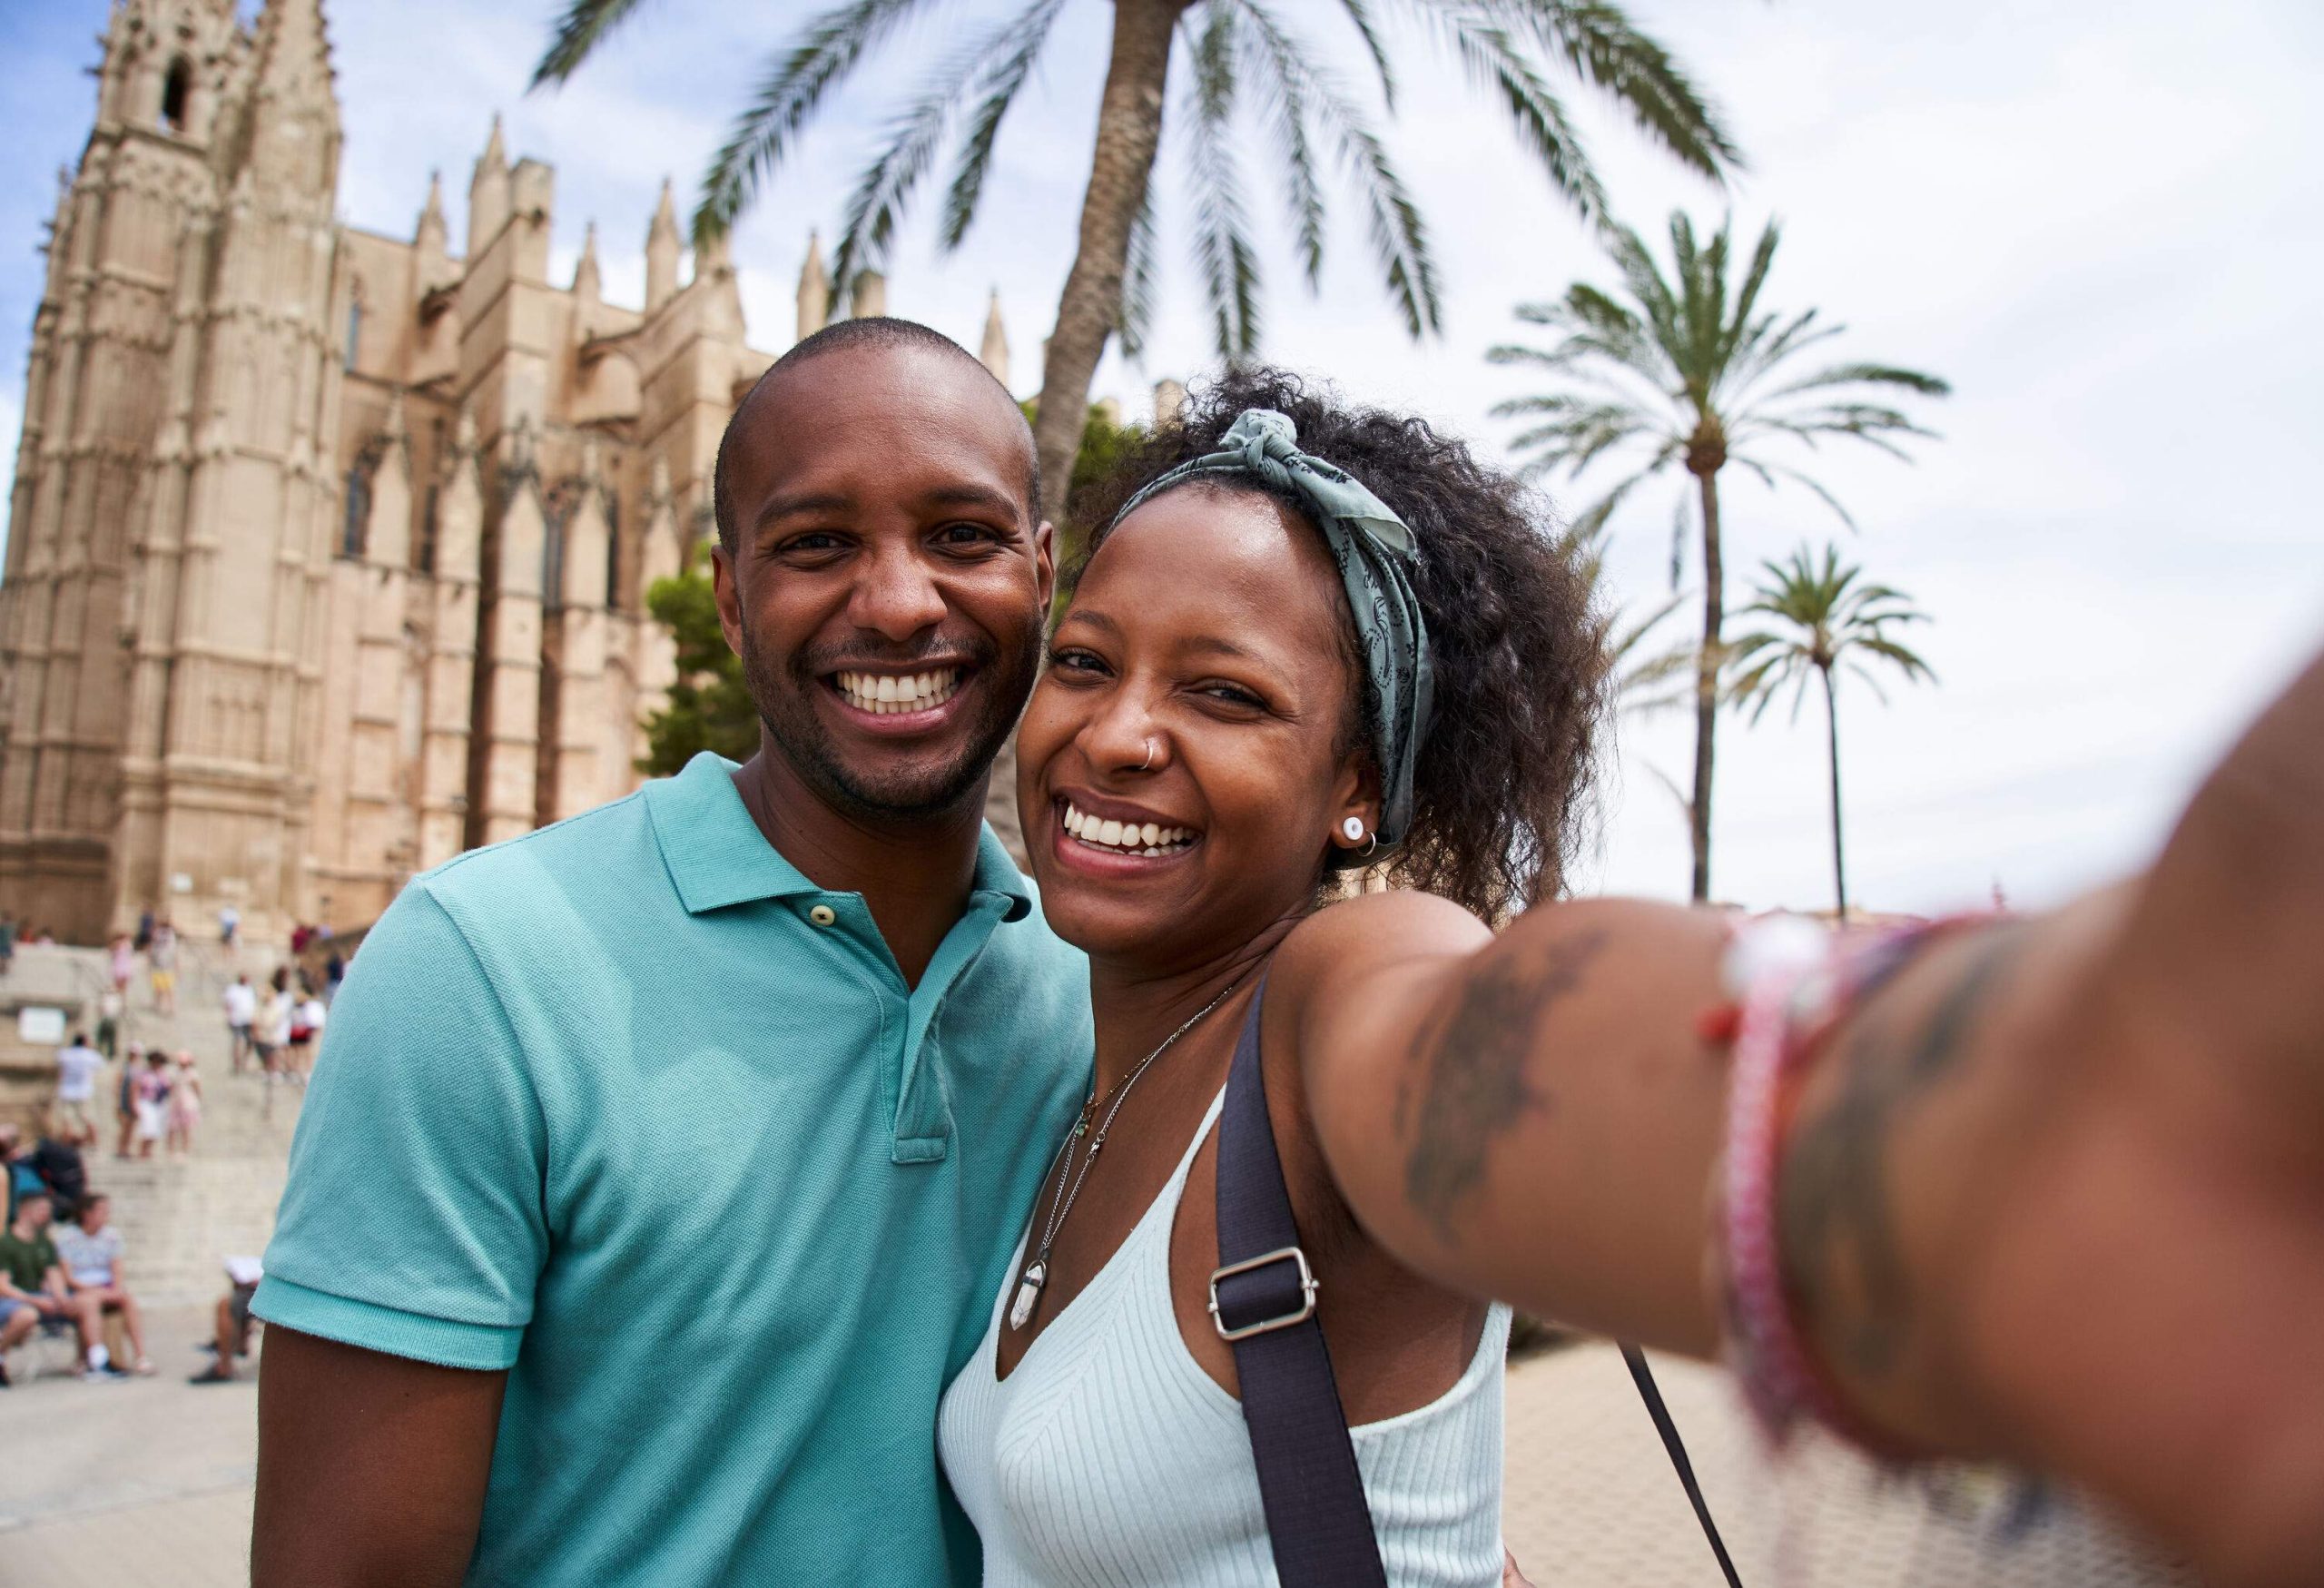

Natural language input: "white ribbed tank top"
[939,1089,1512,1587]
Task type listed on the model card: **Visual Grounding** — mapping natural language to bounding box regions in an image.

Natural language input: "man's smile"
[821,663,978,735]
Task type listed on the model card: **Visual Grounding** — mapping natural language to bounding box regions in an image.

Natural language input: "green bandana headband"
[1108,408,1436,846]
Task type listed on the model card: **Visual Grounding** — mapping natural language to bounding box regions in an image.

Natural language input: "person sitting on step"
[54,1192,153,1376]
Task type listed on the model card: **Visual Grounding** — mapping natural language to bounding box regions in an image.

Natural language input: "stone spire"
[414,169,452,288]
[364,390,413,568]
[979,289,1009,389]
[851,270,887,320]
[240,0,340,198]
[468,113,509,256]
[796,232,829,341]
[572,221,601,304]
[416,170,447,251]
[645,178,680,312]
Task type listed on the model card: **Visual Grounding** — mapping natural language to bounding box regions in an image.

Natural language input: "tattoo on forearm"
[1400,930,1607,1244]
[1777,925,2028,1380]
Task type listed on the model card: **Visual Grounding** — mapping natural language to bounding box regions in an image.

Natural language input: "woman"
[943,369,2324,1588]
[941,370,1601,1584]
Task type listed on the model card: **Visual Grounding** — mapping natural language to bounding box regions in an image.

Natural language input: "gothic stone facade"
[0,0,1008,942]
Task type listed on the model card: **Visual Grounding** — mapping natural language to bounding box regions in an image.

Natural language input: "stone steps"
[25,945,305,1308]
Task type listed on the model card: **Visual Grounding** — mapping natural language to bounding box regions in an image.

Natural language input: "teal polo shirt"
[257,753,1089,1586]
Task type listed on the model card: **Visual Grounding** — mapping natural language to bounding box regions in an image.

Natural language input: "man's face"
[21,1197,50,1231]
[79,1201,106,1234]
[714,345,1053,820]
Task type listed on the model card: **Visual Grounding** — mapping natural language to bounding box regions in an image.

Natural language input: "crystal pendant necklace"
[1008,974,1248,1332]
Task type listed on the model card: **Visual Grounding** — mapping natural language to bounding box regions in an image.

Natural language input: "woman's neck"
[1084,913,1304,1091]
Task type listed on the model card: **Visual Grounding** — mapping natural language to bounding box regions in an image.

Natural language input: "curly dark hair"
[1071,367,1606,918]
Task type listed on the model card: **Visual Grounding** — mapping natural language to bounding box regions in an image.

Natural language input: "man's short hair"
[16,1188,49,1206]
[712,316,1038,556]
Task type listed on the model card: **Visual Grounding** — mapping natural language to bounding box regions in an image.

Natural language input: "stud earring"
[1341,816,1365,843]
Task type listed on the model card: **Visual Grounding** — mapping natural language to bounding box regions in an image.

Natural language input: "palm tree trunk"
[1029,0,1189,532]
[1822,663,1846,922]
[1688,467,1722,902]
[990,0,1186,863]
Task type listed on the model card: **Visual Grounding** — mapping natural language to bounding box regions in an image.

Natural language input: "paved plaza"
[0,1317,2196,1586]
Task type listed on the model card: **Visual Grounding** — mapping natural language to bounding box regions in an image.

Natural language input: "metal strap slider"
[1208,1245,1319,1341]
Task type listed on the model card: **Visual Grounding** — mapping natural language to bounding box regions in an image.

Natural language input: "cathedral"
[0,0,1016,943]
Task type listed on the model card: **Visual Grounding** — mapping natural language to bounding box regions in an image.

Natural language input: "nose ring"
[1139,739,1157,772]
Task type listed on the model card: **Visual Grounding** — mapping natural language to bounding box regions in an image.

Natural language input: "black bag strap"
[1215,979,1744,1588]
[1212,980,1390,1587]
[1621,1345,1747,1587]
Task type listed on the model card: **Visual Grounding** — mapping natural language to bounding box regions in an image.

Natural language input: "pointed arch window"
[344,300,363,372]
[605,495,622,612]
[161,58,191,134]
[342,465,370,559]
[419,484,440,575]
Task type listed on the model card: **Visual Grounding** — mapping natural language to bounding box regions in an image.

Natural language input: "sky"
[1,0,2318,916]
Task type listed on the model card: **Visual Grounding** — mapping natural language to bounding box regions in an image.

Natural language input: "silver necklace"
[1009,975,1247,1332]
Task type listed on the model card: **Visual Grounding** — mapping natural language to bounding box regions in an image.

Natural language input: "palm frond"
[1221,2,1440,337]
[1118,182,1162,358]
[937,0,1068,252]
[830,38,994,304]
[1477,0,1742,180]
[1335,0,1400,111]
[1762,360,1953,402]
[1429,12,1610,227]
[1186,9,1263,358]
[531,0,654,88]
[694,0,937,244]
[1228,1,1329,289]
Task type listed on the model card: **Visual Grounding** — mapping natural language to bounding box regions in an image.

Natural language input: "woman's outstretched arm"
[1281,645,2324,1587]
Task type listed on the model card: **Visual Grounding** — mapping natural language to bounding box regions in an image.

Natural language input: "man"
[253,320,1089,1586]
[0,1188,110,1382]
[54,1192,149,1374]
[222,973,257,1072]
[190,1257,263,1386]
[52,1031,103,1145]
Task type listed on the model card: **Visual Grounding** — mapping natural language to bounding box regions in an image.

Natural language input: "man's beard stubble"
[736,615,1042,822]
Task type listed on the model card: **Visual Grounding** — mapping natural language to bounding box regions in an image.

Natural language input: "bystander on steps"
[5,941,299,1307]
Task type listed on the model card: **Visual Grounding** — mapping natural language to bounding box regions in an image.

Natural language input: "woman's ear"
[1329,760,1384,852]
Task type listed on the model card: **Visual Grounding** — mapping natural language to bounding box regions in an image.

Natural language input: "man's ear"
[1032,519,1057,615]
[710,544,746,659]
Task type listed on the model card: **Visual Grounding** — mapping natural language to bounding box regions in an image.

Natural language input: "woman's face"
[1018,486,1374,967]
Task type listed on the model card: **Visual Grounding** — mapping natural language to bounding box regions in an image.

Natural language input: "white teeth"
[1059,802,1196,857]
[836,668,961,714]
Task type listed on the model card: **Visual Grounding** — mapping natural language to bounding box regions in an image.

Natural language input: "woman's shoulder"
[1275,889,1492,1001]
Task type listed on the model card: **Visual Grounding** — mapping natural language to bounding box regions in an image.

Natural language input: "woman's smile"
[1048,791,1204,876]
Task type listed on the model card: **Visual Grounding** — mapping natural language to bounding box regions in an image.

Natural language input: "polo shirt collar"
[646,752,1033,922]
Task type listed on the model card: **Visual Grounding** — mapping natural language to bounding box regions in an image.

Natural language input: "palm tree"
[533,1,1741,533]
[1727,544,1933,922]
[1490,212,1947,902]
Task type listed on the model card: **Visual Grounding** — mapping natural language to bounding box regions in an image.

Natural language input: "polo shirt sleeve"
[254,883,547,1371]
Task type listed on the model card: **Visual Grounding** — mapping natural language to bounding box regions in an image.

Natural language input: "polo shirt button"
[808,904,837,927]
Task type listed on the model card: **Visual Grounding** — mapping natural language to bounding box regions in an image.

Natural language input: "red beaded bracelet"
[1713,914,1991,1457]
